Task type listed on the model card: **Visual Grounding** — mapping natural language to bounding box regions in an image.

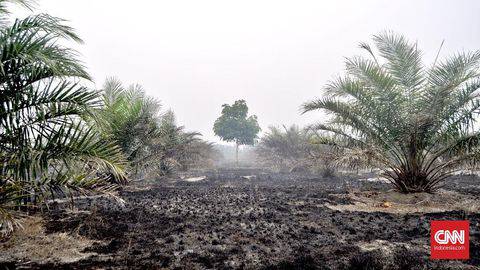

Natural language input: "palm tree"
[93,78,161,175]
[256,125,334,175]
[94,79,212,177]
[303,32,480,193]
[0,3,126,234]
[257,126,313,170]
[94,78,213,177]
[150,110,207,175]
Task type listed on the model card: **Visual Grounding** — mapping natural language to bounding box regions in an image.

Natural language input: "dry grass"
[326,189,480,214]
[0,215,98,265]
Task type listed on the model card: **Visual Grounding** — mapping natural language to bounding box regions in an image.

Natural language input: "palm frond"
[374,31,424,90]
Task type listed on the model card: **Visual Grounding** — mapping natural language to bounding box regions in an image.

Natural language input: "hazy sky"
[14,0,480,142]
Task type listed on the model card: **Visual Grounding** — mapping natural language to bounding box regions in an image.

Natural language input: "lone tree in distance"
[213,100,260,165]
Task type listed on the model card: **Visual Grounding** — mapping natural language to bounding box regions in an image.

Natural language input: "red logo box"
[430,220,469,260]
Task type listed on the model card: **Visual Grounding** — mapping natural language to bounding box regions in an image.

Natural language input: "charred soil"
[1,168,480,269]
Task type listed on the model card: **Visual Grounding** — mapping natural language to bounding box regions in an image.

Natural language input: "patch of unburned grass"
[326,189,480,214]
[0,215,99,264]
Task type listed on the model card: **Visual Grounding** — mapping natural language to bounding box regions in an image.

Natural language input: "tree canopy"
[213,100,260,146]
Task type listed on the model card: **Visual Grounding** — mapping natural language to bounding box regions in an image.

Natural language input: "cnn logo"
[434,230,464,245]
[430,220,469,260]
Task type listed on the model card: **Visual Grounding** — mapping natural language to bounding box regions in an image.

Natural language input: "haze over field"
[13,0,480,142]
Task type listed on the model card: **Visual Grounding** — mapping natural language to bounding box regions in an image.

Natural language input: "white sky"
[13,0,480,142]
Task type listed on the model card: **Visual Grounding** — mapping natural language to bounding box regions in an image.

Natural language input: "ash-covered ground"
[1,168,480,269]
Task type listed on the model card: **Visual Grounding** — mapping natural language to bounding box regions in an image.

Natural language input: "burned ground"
[1,168,479,269]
